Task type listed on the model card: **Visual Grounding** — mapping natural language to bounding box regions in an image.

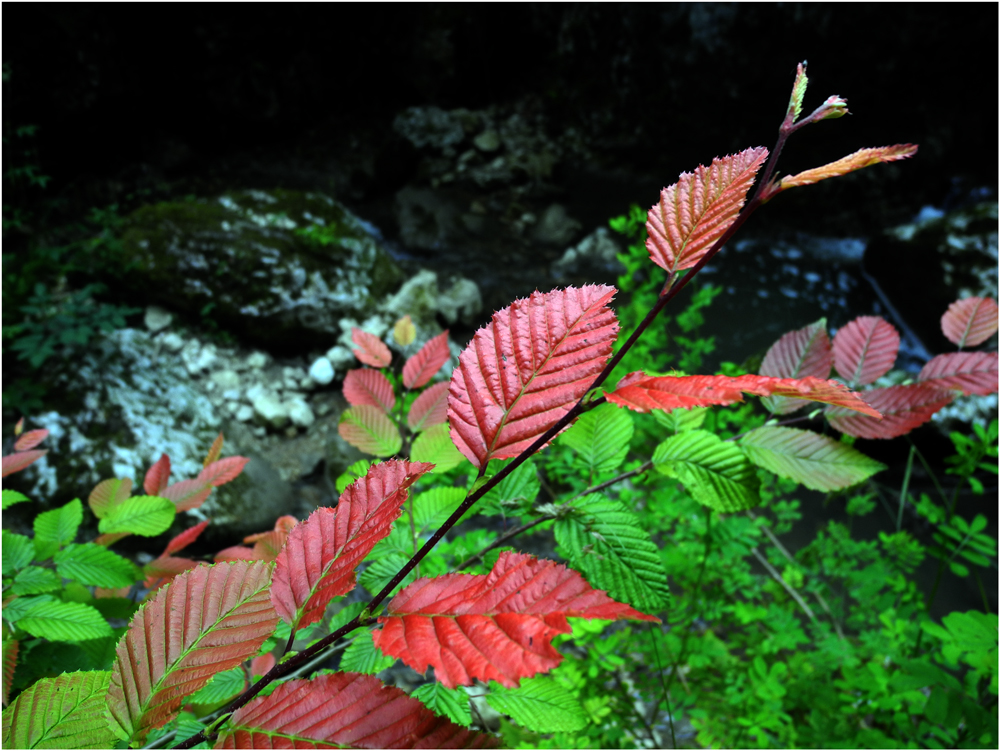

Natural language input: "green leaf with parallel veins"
[186,666,246,706]
[412,682,472,727]
[34,499,83,546]
[477,457,540,518]
[54,544,139,588]
[486,676,588,733]
[97,495,175,537]
[2,531,34,575]
[410,423,466,473]
[339,629,396,674]
[360,552,414,597]
[338,405,402,457]
[560,403,633,475]
[412,486,466,535]
[653,429,760,512]
[652,406,708,434]
[335,460,373,493]
[11,566,61,595]
[555,494,670,613]
[1,489,30,510]
[740,426,886,491]
[17,600,113,642]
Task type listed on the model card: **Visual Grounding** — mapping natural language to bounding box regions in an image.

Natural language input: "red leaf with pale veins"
[13,428,48,452]
[218,672,498,749]
[918,352,999,396]
[344,368,397,412]
[352,328,392,368]
[832,316,900,386]
[1,450,47,478]
[215,546,259,562]
[448,285,619,469]
[941,297,999,348]
[408,381,450,432]
[826,384,954,439]
[3,639,17,707]
[163,520,210,556]
[271,460,433,630]
[250,652,275,678]
[645,147,768,275]
[197,456,249,487]
[160,478,212,512]
[760,319,833,414]
[88,477,133,520]
[373,551,658,689]
[144,454,171,496]
[143,556,201,592]
[403,331,451,390]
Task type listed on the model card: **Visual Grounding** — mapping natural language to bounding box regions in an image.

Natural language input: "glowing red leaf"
[408,382,450,432]
[217,672,497,749]
[448,285,619,469]
[160,478,212,513]
[373,551,658,689]
[606,373,879,417]
[759,319,833,414]
[1,450,47,478]
[832,316,900,386]
[645,147,768,275]
[88,477,133,520]
[352,328,392,368]
[941,297,999,348]
[825,384,954,439]
[13,429,48,452]
[143,454,171,496]
[403,331,452,390]
[164,520,210,556]
[271,460,433,630]
[344,368,397,413]
[917,352,998,396]
[2,640,16,707]
[108,561,278,742]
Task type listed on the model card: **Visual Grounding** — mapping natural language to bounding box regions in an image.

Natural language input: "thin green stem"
[896,445,916,532]
[648,622,677,749]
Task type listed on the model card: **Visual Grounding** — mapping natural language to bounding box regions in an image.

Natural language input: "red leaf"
[270,460,433,630]
[88,477,133,520]
[918,352,999,396]
[606,373,880,418]
[2,639,17,707]
[759,319,833,414]
[108,561,278,742]
[941,297,999,348]
[352,328,392,368]
[343,368,397,413]
[250,652,275,678]
[1,449,47,478]
[403,331,451,390]
[826,384,954,439]
[197,456,250,487]
[215,545,259,562]
[774,145,918,194]
[373,551,658,689]
[645,147,768,275]
[160,478,213,513]
[832,316,900,386]
[144,454,171,496]
[339,405,403,457]
[408,382,450,432]
[218,672,497,749]
[243,515,298,543]
[448,285,619,469]
[163,520,210,556]
[143,556,202,593]
[13,428,48,452]
[203,432,224,468]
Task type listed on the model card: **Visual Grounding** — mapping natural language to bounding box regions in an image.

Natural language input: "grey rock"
[393,106,466,150]
[438,277,483,326]
[287,399,316,429]
[532,204,582,247]
[551,227,624,281]
[235,405,255,422]
[325,345,356,372]
[159,332,185,352]
[251,391,289,429]
[210,369,241,390]
[144,306,173,332]
[309,357,335,385]
[473,129,501,152]
[247,352,270,370]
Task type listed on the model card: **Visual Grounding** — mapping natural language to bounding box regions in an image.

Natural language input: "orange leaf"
[778,144,918,191]
[143,454,171,496]
[197,456,249,487]
[163,519,210,556]
[407,381,450,433]
[203,432,224,468]
[88,477,133,520]
[1,450,47,478]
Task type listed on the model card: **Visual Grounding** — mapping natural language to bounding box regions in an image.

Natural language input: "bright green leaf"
[17,600,113,642]
[33,499,84,547]
[97,495,175,537]
[1,489,30,510]
[560,403,634,475]
[410,423,465,473]
[653,430,760,512]
[339,629,395,674]
[187,667,246,705]
[2,531,34,575]
[54,544,138,588]
[11,566,61,595]
[652,406,708,434]
[338,405,402,457]
[477,458,540,518]
[487,676,588,733]
[412,682,472,727]
[412,486,466,535]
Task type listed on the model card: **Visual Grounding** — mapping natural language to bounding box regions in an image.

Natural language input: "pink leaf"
[143,454,171,496]
[270,460,433,630]
[197,456,250,487]
[1,450,47,478]
[339,405,403,457]
[160,478,213,513]
[832,316,900,386]
[826,384,954,439]
[941,297,999,348]
[403,331,451,390]
[143,556,202,593]
[214,546,259,562]
[645,147,768,275]
[13,428,48,452]
[448,285,619,469]
[352,328,392,368]
[918,352,999,396]
[88,477,133,520]
[373,551,658,689]
[163,520,211,556]
[408,382,450,432]
[218,672,497,749]
[343,368,397,413]
[759,319,833,414]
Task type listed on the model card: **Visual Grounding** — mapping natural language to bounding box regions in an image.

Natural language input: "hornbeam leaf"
[759,319,833,414]
[1,450,47,478]
[412,682,473,727]
[372,551,658,689]
[339,629,396,675]
[18,600,112,642]
[144,454,170,496]
[13,428,48,452]
[486,676,588,733]
[33,498,84,547]
[160,478,213,513]
[216,672,498,749]
[408,381,450,432]
[832,316,900,386]
[203,431,224,467]
[559,402,634,476]
[448,285,619,469]
[393,314,417,347]
[352,327,392,368]
[344,368,397,412]
[917,351,999,395]
[1,671,122,749]
[163,519,211,556]
[270,460,433,630]
[1,489,30,510]
[403,331,452,389]
[652,430,760,512]
[411,423,467,473]
[54,543,138,588]
[197,456,249,487]
[11,566,61,595]
[2,530,33,575]
[826,384,954,440]
[186,667,246,706]
[97,495,175,537]
[740,426,886,491]
[645,147,768,274]
[941,296,999,348]
[87,477,132,519]
[107,561,278,743]
[339,405,403,457]
[786,62,809,123]
[2,639,17,706]
[776,144,918,193]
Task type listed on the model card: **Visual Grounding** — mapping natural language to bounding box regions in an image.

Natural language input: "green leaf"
[97,495,175,537]
[338,405,402,457]
[653,430,761,512]
[477,458,540,518]
[555,494,670,613]
[2,531,34,575]
[187,666,246,705]
[1,489,30,510]
[412,487,466,535]
[412,682,472,726]
[410,423,465,473]
[339,629,395,674]
[17,600,113,642]
[0,670,123,748]
[560,403,633,475]
[11,566,61,595]
[335,460,372,494]
[54,544,139,588]
[486,676,588,733]
[740,426,886,491]
[924,685,949,725]
[652,406,708,434]
[359,552,413,597]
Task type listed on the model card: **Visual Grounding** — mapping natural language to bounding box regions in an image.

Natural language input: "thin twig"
[750,547,818,624]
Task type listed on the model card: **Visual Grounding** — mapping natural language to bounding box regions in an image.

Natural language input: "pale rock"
[235,405,255,422]
[210,369,241,390]
[473,129,501,152]
[309,357,335,385]
[287,399,316,429]
[144,306,173,332]
[159,332,185,352]
[251,391,289,429]
[247,351,270,370]
[438,277,483,325]
[222,388,242,401]
[326,345,355,371]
